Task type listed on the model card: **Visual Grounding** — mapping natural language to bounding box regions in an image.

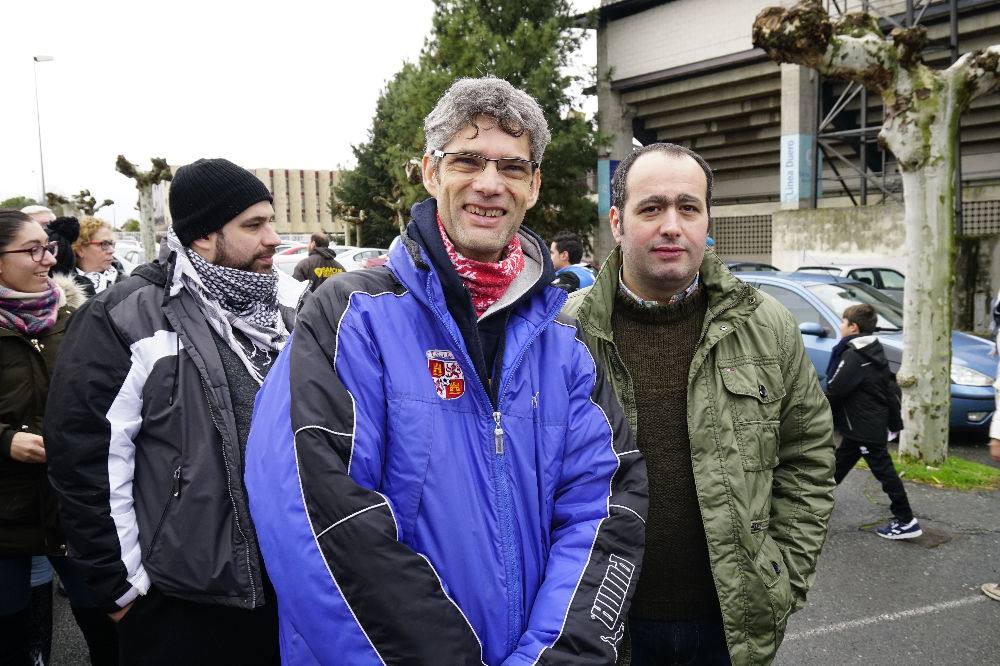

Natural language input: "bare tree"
[45,190,114,217]
[753,1,999,463]
[116,156,173,261]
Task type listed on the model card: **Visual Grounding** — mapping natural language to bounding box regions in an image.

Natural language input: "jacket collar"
[577,246,757,342]
[388,198,562,328]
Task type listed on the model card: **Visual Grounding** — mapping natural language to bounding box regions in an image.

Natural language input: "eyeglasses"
[86,240,116,251]
[432,150,538,182]
[0,241,59,263]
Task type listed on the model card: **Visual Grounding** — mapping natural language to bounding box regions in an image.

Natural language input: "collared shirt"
[618,269,700,308]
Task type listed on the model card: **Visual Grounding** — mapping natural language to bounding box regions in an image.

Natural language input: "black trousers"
[116,586,279,666]
[834,435,914,523]
[628,616,731,666]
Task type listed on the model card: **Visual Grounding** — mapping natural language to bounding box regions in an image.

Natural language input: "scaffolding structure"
[813,0,964,229]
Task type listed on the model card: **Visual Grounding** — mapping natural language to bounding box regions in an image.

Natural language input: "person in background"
[0,209,117,665]
[20,205,55,227]
[292,232,344,291]
[827,304,920,539]
[549,230,595,292]
[46,216,80,277]
[72,217,124,297]
[983,314,1000,603]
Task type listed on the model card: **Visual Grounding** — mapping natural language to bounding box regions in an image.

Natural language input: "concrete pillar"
[318,171,333,229]
[779,64,819,209]
[303,170,319,232]
[288,170,303,232]
[595,21,634,264]
[272,169,289,232]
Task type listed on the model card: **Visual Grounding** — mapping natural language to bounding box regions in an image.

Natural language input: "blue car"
[734,272,997,437]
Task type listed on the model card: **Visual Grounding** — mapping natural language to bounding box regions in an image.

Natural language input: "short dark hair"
[0,209,32,252]
[310,232,329,248]
[843,304,878,335]
[610,143,714,219]
[552,231,584,265]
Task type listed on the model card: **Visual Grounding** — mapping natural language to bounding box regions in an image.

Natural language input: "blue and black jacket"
[245,199,647,664]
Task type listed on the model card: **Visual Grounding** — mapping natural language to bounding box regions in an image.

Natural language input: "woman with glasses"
[0,209,117,664]
[72,217,124,297]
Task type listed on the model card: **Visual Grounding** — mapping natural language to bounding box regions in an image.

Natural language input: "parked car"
[113,240,144,277]
[733,271,996,437]
[360,254,389,269]
[273,243,309,276]
[337,247,390,271]
[725,261,779,272]
[796,265,905,302]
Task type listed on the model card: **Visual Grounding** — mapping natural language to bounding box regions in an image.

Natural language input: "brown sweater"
[611,285,721,621]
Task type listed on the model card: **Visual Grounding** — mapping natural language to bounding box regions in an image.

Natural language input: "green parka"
[0,276,85,555]
[564,248,834,665]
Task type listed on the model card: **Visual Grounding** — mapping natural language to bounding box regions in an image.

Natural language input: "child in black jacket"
[826,303,921,540]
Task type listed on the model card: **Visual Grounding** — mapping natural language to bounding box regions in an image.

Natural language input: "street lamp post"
[32,55,54,202]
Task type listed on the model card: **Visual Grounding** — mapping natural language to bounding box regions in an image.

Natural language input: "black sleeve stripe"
[533,319,647,664]
[315,501,389,539]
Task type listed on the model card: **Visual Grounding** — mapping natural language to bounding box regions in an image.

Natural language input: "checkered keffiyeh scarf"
[166,228,288,384]
[437,214,524,318]
[76,265,119,294]
[0,279,60,335]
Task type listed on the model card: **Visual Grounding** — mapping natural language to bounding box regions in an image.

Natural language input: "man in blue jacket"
[245,76,648,665]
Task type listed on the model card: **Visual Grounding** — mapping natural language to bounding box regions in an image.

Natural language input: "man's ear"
[421,154,439,197]
[610,207,623,245]
[189,232,216,261]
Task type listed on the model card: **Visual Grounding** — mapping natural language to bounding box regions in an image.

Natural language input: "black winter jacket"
[0,276,85,555]
[825,335,901,444]
[292,248,345,292]
[45,256,304,612]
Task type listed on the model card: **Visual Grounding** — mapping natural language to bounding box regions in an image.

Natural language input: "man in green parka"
[564,143,834,665]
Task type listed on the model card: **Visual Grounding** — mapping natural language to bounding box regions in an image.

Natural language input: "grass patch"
[856,453,1000,491]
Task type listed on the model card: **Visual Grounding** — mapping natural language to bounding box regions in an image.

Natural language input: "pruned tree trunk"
[753,1,999,463]
[116,156,173,262]
[136,184,158,263]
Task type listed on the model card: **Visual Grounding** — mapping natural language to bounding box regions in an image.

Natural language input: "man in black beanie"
[46,158,306,664]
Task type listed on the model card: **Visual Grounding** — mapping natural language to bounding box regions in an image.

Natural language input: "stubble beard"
[214,233,272,274]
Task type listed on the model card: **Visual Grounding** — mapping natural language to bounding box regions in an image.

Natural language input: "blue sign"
[597,159,620,219]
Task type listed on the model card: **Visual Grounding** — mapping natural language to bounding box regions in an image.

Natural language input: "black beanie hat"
[169,158,273,245]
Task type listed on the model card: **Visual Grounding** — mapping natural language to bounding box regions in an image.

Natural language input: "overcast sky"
[0,0,596,226]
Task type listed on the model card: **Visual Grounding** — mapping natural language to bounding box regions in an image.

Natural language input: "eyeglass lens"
[444,153,534,181]
[32,242,59,261]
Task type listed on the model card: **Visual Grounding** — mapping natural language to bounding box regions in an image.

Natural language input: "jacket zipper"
[146,466,181,557]
[490,292,567,650]
[200,377,257,607]
[424,272,566,652]
[494,411,504,454]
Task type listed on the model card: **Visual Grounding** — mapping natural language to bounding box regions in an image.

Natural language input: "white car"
[795,265,905,302]
[273,244,310,276]
[336,247,389,271]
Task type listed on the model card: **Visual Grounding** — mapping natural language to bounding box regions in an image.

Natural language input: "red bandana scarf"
[437,213,525,318]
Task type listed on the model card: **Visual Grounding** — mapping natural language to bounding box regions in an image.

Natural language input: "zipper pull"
[172,466,182,498]
[493,411,504,455]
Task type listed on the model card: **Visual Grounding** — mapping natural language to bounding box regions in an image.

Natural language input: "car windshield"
[806,282,904,331]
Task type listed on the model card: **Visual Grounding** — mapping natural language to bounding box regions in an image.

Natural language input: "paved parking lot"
[51,444,1000,664]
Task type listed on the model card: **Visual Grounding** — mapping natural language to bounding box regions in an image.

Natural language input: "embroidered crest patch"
[426,350,465,400]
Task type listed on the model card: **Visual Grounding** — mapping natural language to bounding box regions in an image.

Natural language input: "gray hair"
[424,77,551,165]
[611,143,714,219]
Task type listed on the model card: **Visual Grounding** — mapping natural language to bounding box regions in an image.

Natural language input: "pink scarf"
[0,279,60,335]
[437,214,525,318]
